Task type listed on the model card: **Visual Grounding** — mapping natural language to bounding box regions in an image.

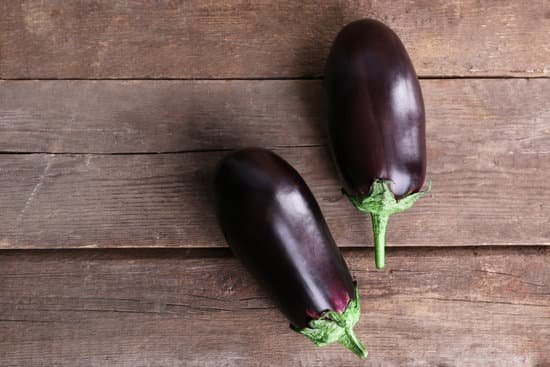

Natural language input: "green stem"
[294,283,367,360]
[338,327,368,359]
[348,179,431,269]
[371,213,389,269]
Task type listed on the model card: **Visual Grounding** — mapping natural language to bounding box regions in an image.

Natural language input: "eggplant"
[324,19,431,269]
[214,148,367,359]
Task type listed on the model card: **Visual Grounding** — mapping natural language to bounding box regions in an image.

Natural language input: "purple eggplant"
[324,19,431,269]
[214,148,367,359]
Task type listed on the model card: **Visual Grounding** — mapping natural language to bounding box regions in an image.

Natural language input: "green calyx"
[294,284,367,360]
[348,179,432,269]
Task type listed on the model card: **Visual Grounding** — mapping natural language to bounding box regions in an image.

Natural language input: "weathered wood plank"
[1,1,548,78]
[0,79,325,153]
[1,79,549,154]
[1,141,549,249]
[1,80,549,248]
[0,247,548,366]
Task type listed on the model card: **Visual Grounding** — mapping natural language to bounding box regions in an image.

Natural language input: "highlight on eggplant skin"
[214,148,367,359]
[324,19,430,269]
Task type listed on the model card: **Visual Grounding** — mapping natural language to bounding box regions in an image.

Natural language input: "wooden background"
[0,1,549,366]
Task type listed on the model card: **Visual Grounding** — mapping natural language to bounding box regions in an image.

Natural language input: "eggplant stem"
[294,283,367,359]
[371,213,389,269]
[348,178,431,269]
[338,326,368,359]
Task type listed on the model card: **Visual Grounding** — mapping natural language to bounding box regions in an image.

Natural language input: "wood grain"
[1,79,549,154]
[0,247,548,366]
[1,1,548,78]
[1,1,548,365]
[0,79,324,153]
[1,79,549,249]
[1,140,549,249]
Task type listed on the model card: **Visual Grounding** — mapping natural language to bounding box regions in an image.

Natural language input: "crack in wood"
[473,269,547,288]
[15,157,52,225]
[0,319,58,323]
[423,297,548,308]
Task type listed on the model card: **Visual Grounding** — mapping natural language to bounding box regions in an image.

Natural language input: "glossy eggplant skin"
[324,19,426,199]
[214,148,355,329]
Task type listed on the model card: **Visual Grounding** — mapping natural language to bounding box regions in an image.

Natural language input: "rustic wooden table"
[1,1,549,366]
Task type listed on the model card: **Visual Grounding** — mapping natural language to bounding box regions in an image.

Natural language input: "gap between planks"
[0,245,546,257]
[1,76,549,81]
